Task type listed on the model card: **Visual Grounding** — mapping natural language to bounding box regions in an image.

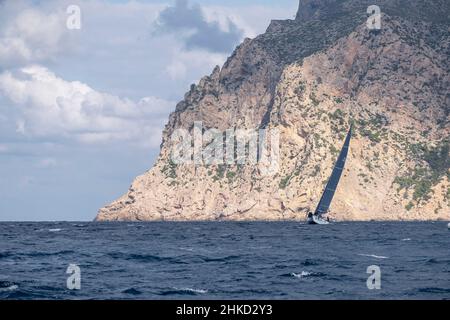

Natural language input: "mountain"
[96,0,449,221]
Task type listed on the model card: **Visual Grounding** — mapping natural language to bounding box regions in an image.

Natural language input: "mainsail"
[314,125,352,216]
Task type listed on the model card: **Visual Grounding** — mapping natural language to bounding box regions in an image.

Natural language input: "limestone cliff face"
[96,1,449,221]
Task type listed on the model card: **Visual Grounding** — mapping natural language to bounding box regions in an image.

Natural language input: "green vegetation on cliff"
[395,141,450,205]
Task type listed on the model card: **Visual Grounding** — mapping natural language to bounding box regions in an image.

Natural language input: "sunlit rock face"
[97,1,449,221]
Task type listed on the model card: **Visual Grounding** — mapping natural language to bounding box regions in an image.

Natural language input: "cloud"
[0,2,70,68]
[35,158,57,169]
[0,65,174,147]
[202,4,299,39]
[18,175,35,188]
[165,48,226,81]
[154,0,244,53]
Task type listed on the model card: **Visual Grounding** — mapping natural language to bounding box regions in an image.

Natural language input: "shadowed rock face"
[97,1,449,222]
[295,0,339,21]
[295,0,450,23]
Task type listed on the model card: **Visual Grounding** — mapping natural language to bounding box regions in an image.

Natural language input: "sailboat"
[307,125,353,225]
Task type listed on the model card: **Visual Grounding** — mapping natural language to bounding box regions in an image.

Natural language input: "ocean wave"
[48,228,62,232]
[159,287,208,296]
[176,287,208,294]
[201,255,241,263]
[0,281,18,293]
[394,269,407,273]
[0,252,12,259]
[178,247,213,254]
[23,250,75,258]
[291,271,312,279]
[126,224,142,228]
[424,258,450,264]
[418,287,450,294]
[108,252,161,262]
[401,238,412,241]
[122,288,142,295]
[2,221,448,300]
[107,252,185,264]
[280,270,325,279]
[358,254,389,259]
[301,258,321,266]
[248,246,273,250]
[220,288,274,295]
[0,285,18,293]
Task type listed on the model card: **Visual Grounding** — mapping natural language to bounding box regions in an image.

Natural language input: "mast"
[314,125,352,216]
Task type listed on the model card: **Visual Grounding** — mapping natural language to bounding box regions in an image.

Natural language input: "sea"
[0,222,449,300]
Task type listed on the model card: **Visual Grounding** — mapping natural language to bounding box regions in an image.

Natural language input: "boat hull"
[307,215,330,225]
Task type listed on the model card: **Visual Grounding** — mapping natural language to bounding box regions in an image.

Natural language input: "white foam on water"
[48,229,62,232]
[291,271,311,279]
[179,247,195,252]
[249,246,273,250]
[402,238,412,241]
[176,287,208,294]
[358,254,389,259]
[0,285,18,292]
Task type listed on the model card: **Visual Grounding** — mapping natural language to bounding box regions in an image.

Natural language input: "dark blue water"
[0,222,449,300]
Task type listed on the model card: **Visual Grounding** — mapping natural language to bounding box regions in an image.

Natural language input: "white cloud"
[167,59,188,81]
[0,4,70,68]
[16,119,26,134]
[0,0,296,147]
[0,65,175,147]
[202,4,298,39]
[160,3,296,82]
[153,0,244,53]
[18,175,35,188]
[35,157,57,169]
[166,48,226,81]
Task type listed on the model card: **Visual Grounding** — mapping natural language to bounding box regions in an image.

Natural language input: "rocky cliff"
[96,0,449,221]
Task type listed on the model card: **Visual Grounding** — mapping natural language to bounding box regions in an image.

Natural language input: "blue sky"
[0,0,298,221]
